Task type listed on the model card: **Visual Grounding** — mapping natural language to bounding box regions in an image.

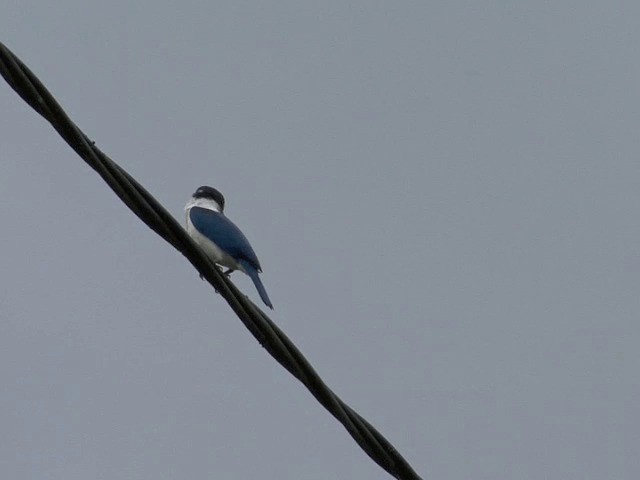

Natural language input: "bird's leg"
[198,266,232,293]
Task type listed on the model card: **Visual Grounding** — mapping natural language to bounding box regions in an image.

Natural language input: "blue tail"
[239,260,273,309]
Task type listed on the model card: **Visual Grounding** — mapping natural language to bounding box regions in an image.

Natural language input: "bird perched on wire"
[185,186,273,309]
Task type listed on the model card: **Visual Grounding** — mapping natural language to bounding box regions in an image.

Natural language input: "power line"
[0,42,422,480]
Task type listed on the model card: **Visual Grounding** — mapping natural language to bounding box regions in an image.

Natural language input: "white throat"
[185,196,222,213]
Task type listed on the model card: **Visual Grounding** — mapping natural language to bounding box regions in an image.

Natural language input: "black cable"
[0,42,422,480]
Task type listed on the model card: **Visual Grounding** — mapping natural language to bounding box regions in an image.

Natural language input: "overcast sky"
[1,2,639,479]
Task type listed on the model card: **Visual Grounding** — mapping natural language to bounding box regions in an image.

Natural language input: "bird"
[184,185,273,309]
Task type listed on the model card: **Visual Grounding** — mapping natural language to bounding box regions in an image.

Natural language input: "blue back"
[189,207,262,271]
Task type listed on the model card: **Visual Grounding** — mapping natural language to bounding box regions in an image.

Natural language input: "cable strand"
[0,42,422,480]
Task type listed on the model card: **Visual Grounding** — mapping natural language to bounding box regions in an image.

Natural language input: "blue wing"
[189,207,262,271]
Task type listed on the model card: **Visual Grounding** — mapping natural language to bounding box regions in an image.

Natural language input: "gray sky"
[1,2,638,479]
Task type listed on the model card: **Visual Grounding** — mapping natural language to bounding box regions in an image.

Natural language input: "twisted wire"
[0,42,422,480]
